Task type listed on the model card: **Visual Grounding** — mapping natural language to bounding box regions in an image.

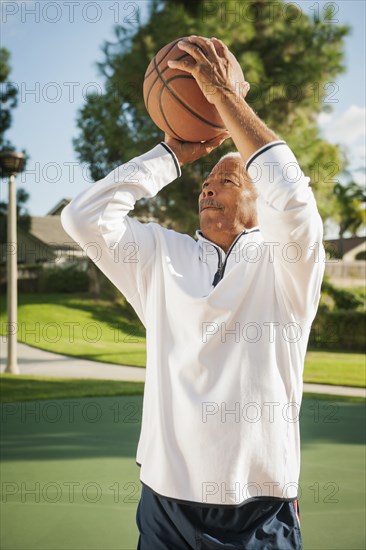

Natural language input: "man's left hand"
[164,131,230,166]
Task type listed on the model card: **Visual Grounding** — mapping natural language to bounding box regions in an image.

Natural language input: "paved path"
[0,341,145,381]
[302,382,365,398]
[1,340,365,397]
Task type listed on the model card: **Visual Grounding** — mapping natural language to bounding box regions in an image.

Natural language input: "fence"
[324,261,366,287]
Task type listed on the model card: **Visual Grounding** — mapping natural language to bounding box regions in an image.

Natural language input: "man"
[62,36,324,549]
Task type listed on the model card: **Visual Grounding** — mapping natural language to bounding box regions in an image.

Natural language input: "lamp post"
[0,150,26,374]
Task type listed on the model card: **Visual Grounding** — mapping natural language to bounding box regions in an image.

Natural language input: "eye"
[223,178,233,184]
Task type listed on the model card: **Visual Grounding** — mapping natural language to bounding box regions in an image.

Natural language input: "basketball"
[143,37,243,142]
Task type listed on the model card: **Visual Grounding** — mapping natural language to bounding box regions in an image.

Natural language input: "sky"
[1,0,365,238]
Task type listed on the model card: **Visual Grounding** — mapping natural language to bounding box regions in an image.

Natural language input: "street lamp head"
[0,150,26,177]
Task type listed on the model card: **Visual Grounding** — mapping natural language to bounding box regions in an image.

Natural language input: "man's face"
[198,157,257,241]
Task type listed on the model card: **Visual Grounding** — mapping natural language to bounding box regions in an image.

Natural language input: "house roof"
[324,236,366,256]
[29,216,80,249]
[47,198,71,216]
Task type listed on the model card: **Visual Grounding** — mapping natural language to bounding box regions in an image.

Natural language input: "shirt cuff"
[245,141,287,172]
[160,141,182,178]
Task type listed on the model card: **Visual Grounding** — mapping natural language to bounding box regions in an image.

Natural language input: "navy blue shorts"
[136,483,302,549]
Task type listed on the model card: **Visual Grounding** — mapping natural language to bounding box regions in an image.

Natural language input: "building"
[324,236,366,261]
[1,199,83,266]
[1,200,365,289]
[324,236,366,287]
[0,199,85,291]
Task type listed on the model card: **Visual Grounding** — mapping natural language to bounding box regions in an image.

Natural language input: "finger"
[201,130,231,143]
[187,36,218,61]
[176,39,208,64]
[210,37,230,59]
[210,37,227,50]
[201,131,230,146]
[205,134,229,146]
[215,131,230,143]
[167,56,196,72]
[203,137,226,154]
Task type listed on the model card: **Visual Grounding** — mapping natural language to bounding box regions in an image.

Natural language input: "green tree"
[74,0,350,234]
[0,48,30,242]
[333,178,366,255]
[0,48,18,150]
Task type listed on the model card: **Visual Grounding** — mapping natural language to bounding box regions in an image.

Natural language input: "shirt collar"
[195,226,261,261]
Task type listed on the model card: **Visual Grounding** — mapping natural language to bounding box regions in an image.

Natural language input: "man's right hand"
[167,36,278,166]
[164,131,231,166]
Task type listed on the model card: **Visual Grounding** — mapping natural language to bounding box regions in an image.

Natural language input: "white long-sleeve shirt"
[61,140,325,506]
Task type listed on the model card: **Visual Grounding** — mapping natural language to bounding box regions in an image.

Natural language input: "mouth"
[200,206,218,212]
[199,201,224,213]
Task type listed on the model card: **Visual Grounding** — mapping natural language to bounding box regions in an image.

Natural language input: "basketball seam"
[159,75,226,130]
[145,53,190,112]
[144,39,226,140]
[158,83,185,140]
[144,39,182,80]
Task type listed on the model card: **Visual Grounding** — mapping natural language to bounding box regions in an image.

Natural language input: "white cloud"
[317,112,333,127]
[318,105,366,145]
[352,166,366,186]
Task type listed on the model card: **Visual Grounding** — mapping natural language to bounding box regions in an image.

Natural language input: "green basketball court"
[1,396,365,550]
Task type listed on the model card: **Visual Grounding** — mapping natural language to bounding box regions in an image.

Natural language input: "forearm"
[213,92,279,166]
[60,144,180,307]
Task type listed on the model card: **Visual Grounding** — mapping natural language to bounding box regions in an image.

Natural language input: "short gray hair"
[216,149,259,202]
[217,151,243,164]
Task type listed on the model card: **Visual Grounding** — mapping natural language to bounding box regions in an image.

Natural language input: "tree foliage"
[334,179,366,238]
[0,48,19,150]
[74,0,350,234]
[321,276,364,310]
[0,48,30,241]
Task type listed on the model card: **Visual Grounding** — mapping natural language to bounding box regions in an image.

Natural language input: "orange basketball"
[143,37,242,142]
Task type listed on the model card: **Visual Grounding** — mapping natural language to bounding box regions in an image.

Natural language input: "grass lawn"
[0,374,365,405]
[0,374,144,403]
[1,293,365,387]
[304,351,365,387]
[0,293,146,366]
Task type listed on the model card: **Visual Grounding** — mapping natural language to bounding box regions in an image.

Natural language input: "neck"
[201,228,246,253]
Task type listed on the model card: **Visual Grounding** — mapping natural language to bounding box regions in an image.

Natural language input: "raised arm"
[169,36,325,320]
[61,144,181,321]
[61,135,231,322]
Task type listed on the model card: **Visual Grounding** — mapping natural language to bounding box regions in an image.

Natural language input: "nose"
[201,182,215,198]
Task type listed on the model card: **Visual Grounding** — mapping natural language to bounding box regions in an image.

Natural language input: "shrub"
[323,242,342,260]
[310,309,366,352]
[39,264,89,293]
[321,278,364,311]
